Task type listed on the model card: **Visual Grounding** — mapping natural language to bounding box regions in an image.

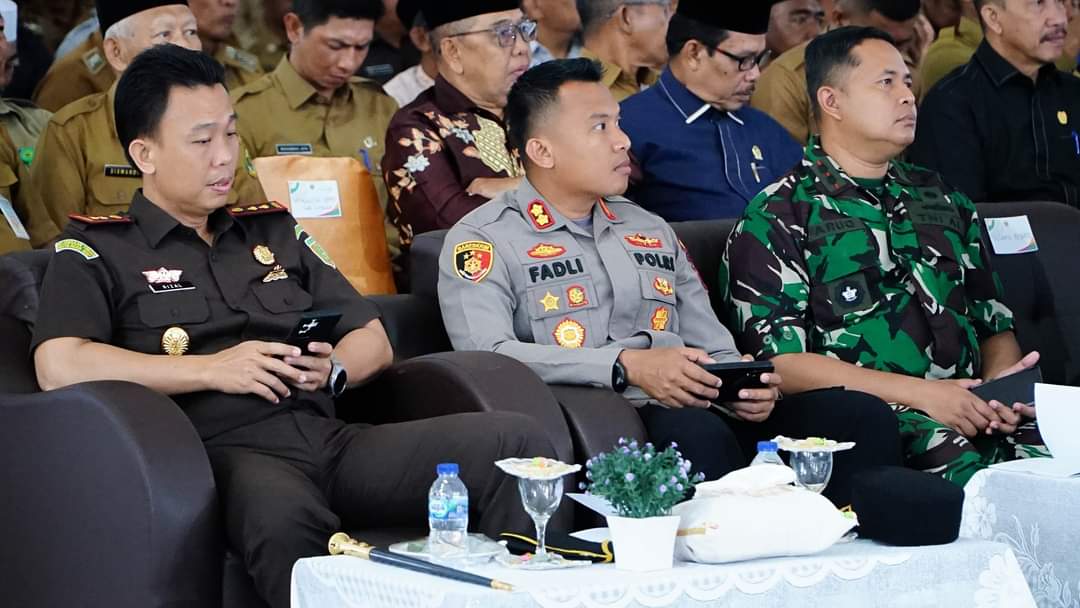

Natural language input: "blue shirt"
[620,69,802,221]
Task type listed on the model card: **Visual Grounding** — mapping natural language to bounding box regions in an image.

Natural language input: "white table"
[962,468,1080,608]
[291,538,1034,608]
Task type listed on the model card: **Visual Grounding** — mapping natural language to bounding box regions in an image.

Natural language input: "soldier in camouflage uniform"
[721,26,1048,487]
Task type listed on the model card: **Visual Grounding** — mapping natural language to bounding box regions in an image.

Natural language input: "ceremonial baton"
[328,533,515,592]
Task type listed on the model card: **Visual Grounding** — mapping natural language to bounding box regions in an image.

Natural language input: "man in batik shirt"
[382,0,534,249]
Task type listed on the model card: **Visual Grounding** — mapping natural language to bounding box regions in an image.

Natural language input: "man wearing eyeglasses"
[620,1,801,221]
[382,0,533,251]
[577,0,672,102]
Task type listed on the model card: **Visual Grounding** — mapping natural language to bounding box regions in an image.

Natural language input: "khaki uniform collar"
[955,16,984,49]
[273,56,355,110]
[580,47,657,93]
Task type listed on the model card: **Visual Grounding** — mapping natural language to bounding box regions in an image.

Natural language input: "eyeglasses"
[715,49,772,72]
[448,19,538,48]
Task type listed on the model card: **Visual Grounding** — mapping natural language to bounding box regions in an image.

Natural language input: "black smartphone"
[285,310,342,349]
[970,366,1042,406]
[702,361,775,404]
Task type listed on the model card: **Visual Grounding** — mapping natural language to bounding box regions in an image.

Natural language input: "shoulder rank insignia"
[55,238,99,260]
[453,240,494,283]
[527,200,555,230]
[227,202,288,217]
[527,243,566,259]
[68,213,133,225]
[224,45,260,73]
[597,198,618,221]
[553,318,586,349]
[82,48,105,74]
[624,233,662,249]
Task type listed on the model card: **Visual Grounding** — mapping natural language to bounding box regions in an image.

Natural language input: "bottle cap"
[757,441,778,452]
[436,463,459,475]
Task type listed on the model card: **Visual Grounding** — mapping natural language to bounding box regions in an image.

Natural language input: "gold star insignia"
[540,291,560,312]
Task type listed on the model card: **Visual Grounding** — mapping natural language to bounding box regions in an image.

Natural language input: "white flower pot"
[606,514,680,571]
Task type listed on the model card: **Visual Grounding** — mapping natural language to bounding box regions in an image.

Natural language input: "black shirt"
[31,191,379,440]
[909,41,1080,206]
[358,35,420,84]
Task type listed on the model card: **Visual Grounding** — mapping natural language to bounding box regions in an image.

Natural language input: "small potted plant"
[582,438,705,571]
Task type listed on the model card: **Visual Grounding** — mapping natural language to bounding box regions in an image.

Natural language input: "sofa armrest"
[348,351,574,465]
[0,381,222,607]
[547,385,648,463]
[368,294,450,361]
[0,314,37,393]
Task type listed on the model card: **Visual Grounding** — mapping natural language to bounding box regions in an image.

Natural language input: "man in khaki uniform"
[190,0,266,89]
[0,14,51,157]
[24,0,224,241]
[0,128,57,254]
[751,0,922,143]
[231,0,399,251]
[32,30,116,113]
[236,0,292,71]
[577,0,671,101]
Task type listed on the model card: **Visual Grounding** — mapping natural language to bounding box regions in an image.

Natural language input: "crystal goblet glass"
[790,450,833,494]
[517,476,564,562]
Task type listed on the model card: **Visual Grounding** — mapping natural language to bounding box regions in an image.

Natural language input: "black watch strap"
[612,358,628,393]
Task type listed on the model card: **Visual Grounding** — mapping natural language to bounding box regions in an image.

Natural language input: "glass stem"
[534,516,550,557]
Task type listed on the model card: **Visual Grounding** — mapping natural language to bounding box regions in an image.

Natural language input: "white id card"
[288,180,342,219]
[985,216,1038,255]
[0,195,29,240]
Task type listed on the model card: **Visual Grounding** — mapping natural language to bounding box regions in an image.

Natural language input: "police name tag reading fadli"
[984,216,1038,255]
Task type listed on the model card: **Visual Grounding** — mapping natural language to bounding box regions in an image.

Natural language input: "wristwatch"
[612,358,629,394]
[326,355,348,398]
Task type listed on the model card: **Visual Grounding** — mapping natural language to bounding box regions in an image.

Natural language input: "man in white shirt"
[382,0,436,105]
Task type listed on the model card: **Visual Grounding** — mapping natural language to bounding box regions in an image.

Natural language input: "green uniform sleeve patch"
[304,234,336,268]
[55,238,99,260]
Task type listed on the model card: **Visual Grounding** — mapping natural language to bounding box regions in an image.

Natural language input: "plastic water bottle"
[428,463,469,556]
[750,441,785,466]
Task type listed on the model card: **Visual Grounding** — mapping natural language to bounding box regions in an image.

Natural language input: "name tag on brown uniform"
[104,164,142,178]
[276,143,313,155]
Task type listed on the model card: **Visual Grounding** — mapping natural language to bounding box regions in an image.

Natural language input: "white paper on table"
[989,383,1080,477]
[570,527,611,543]
[567,493,617,517]
[288,180,342,218]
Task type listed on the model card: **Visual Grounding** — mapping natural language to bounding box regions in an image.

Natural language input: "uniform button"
[210,253,218,262]
[171,308,179,316]
[284,297,292,305]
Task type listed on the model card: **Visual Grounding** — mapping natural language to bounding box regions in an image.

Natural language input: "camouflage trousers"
[891,404,1050,487]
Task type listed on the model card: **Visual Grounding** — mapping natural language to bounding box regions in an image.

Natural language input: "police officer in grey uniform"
[439,58,902,504]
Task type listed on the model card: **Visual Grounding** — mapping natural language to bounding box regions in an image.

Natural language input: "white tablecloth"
[962,468,1080,608]
[291,539,1035,608]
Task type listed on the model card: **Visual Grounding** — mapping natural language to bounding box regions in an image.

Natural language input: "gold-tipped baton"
[328,533,515,592]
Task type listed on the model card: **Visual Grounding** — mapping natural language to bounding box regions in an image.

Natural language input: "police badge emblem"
[453,241,495,283]
[553,318,586,349]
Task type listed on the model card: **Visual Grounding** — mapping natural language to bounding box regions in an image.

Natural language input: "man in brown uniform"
[190,0,266,89]
[236,0,293,71]
[23,0,246,243]
[576,0,672,101]
[231,0,399,251]
[382,0,532,249]
[31,44,550,608]
[32,30,116,113]
[0,128,56,254]
[751,0,923,143]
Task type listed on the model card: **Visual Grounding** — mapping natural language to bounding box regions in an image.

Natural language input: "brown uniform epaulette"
[227,201,289,217]
[68,213,133,224]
